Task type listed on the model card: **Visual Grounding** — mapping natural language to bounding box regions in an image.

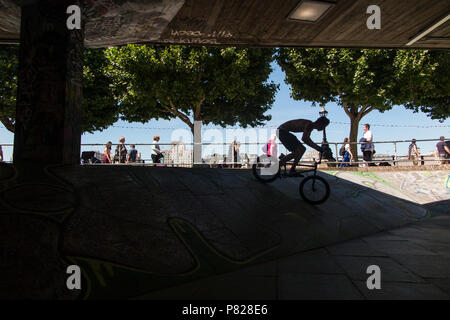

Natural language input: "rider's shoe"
[279,153,286,166]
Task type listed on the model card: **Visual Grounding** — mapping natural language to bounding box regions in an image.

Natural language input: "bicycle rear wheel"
[252,156,280,183]
[299,175,330,205]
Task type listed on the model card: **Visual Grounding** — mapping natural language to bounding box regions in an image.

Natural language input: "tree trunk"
[349,115,360,163]
[192,99,204,167]
[166,97,205,167]
[192,118,202,167]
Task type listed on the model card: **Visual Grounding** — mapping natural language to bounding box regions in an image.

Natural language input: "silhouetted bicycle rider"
[277,116,330,175]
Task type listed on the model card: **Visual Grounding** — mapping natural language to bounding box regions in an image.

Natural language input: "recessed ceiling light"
[288,0,335,22]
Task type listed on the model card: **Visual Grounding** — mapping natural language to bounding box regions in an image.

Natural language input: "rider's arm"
[301,126,321,151]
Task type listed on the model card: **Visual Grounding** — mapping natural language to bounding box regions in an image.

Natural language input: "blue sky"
[1,62,449,162]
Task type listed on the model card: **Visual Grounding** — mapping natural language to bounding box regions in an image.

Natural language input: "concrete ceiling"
[0,0,449,49]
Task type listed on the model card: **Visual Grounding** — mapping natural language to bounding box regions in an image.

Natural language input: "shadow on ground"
[0,163,447,299]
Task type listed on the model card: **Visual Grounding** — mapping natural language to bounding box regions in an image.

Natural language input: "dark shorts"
[152,154,162,163]
[278,129,302,152]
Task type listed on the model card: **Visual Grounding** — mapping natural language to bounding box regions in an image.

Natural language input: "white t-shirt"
[345,143,351,152]
[363,130,373,151]
[151,140,160,155]
[363,130,373,142]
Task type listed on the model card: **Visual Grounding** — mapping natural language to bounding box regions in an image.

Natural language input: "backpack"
[339,146,346,157]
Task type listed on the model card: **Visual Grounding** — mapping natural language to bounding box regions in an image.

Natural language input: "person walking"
[339,138,353,168]
[103,141,112,163]
[360,123,374,166]
[115,136,127,163]
[435,136,450,164]
[151,135,163,164]
[408,139,420,166]
[228,138,241,168]
[127,144,138,163]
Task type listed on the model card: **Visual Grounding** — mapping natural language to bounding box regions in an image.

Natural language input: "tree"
[0,45,119,133]
[106,45,278,162]
[0,45,18,132]
[391,50,449,121]
[276,48,449,159]
[81,48,120,133]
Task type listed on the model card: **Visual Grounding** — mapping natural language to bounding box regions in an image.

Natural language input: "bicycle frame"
[280,152,323,178]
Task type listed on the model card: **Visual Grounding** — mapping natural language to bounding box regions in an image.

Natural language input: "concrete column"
[14,0,84,165]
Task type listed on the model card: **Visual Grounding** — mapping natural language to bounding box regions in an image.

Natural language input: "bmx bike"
[252,152,330,205]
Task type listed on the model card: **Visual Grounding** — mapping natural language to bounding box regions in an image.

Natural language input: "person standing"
[115,136,127,163]
[267,134,278,159]
[151,135,163,164]
[360,123,374,166]
[103,141,112,163]
[408,139,420,166]
[228,138,241,168]
[339,138,353,167]
[127,144,138,163]
[435,136,450,164]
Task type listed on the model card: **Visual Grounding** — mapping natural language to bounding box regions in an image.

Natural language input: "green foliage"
[0,45,18,132]
[277,48,449,120]
[277,48,397,111]
[0,46,119,133]
[391,50,449,121]
[277,48,449,158]
[82,49,120,133]
[106,45,278,131]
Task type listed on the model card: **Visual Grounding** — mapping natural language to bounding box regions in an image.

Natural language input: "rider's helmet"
[315,116,330,129]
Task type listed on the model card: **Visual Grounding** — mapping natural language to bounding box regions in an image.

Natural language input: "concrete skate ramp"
[0,164,447,299]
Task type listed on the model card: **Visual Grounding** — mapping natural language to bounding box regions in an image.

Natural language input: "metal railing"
[0,138,448,166]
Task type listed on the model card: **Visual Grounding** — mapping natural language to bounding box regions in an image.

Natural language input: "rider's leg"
[278,129,300,167]
[289,144,306,174]
[280,152,294,164]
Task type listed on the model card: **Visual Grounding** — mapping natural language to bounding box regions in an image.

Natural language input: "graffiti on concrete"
[384,171,449,203]
[330,170,450,205]
[2,0,186,48]
[157,29,233,44]
[1,164,438,299]
[83,0,186,47]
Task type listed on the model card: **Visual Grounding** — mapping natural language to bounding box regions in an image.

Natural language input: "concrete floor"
[0,163,448,299]
[138,214,450,300]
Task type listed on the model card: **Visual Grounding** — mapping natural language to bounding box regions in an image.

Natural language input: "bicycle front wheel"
[299,175,330,205]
